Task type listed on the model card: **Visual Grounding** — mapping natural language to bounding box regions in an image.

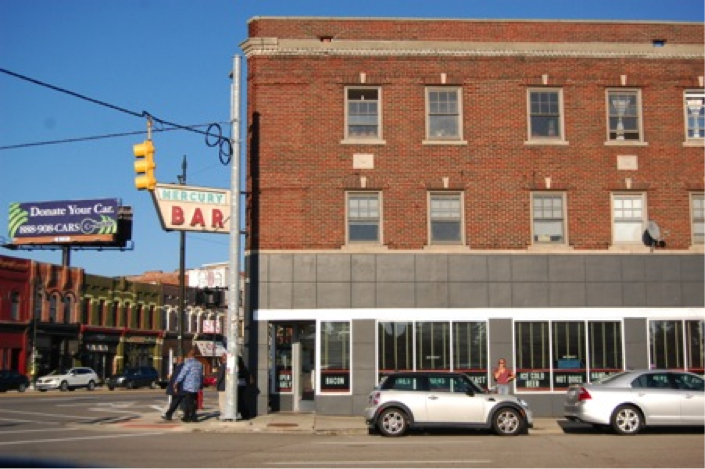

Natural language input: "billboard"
[8,198,123,246]
[151,183,230,234]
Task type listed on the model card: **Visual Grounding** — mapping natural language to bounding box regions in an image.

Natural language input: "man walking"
[162,355,184,421]
[174,348,203,423]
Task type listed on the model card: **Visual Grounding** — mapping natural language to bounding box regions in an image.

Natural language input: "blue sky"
[1,0,703,278]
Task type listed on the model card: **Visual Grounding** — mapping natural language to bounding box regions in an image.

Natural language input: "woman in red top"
[493,358,515,395]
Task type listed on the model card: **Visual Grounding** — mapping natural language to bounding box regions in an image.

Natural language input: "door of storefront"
[274,322,315,412]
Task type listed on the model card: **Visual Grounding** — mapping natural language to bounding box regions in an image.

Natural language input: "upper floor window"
[528,88,564,141]
[532,192,566,245]
[428,192,464,245]
[345,87,380,140]
[10,291,20,321]
[49,293,58,323]
[607,89,643,142]
[685,90,705,141]
[692,193,704,245]
[63,295,72,324]
[81,298,90,325]
[426,87,462,141]
[611,193,646,244]
[346,192,381,244]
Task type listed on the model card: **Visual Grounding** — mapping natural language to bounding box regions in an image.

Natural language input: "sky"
[1,0,703,278]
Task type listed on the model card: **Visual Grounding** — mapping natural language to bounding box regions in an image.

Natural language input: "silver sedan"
[564,369,704,434]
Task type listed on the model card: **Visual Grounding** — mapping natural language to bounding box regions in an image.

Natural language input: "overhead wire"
[0,67,233,163]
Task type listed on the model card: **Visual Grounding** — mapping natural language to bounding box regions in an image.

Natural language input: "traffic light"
[133,140,156,191]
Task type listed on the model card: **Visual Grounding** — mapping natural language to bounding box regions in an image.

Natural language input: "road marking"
[0,417,60,424]
[0,409,95,420]
[0,427,81,435]
[0,432,167,446]
[267,461,492,466]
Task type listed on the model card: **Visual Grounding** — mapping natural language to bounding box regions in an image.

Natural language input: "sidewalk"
[112,406,576,435]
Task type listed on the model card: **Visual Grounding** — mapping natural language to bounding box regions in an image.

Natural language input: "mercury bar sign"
[152,183,230,234]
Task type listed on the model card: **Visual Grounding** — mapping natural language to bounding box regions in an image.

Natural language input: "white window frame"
[691,192,704,245]
[425,87,464,143]
[527,88,566,143]
[606,89,644,144]
[428,192,465,245]
[343,86,383,143]
[345,191,382,245]
[531,192,568,245]
[611,192,647,245]
[684,89,705,143]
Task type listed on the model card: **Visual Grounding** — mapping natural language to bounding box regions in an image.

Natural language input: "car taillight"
[578,387,591,401]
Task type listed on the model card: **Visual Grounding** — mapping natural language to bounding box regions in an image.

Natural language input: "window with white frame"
[612,193,646,244]
[650,319,705,373]
[347,192,381,244]
[345,87,380,139]
[320,321,351,393]
[528,88,564,140]
[426,87,462,140]
[684,90,705,141]
[429,192,463,244]
[691,193,704,245]
[607,89,642,141]
[532,192,566,244]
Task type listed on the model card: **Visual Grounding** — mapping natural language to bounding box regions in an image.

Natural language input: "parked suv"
[364,371,533,437]
[36,367,99,392]
[106,366,160,390]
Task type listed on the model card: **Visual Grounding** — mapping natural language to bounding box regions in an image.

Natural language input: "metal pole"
[178,156,187,359]
[223,54,241,421]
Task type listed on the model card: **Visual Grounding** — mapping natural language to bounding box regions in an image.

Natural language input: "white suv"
[364,371,533,437]
[36,367,99,392]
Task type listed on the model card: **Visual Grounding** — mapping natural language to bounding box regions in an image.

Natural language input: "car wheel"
[492,407,524,436]
[611,405,643,435]
[18,383,27,393]
[377,407,409,437]
[87,381,95,391]
[108,385,115,391]
[40,389,47,392]
[60,381,69,392]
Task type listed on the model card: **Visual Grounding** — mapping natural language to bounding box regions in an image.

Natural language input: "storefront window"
[515,322,551,391]
[687,320,705,374]
[274,325,293,393]
[453,322,488,388]
[552,322,586,390]
[416,321,450,371]
[650,320,684,369]
[378,322,413,381]
[588,321,623,381]
[320,321,351,393]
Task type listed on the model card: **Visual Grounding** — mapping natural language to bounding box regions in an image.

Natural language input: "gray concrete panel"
[268,282,293,309]
[256,282,269,309]
[488,256,512,282]
[376,282,416,307]
[449,282,489,307]
[586,283,624,307]
[548,256,586,282]
[680,255,705,282]
[448,255,488,282]
[622,282,647,306]
[415,255,449,282]
[317,395,354,415]
[351,254,377,282]
[415,282,449,308]
[317,282,352,308]
[317,254,351,282]
[268,254,294,282]
[621,257,646,282]
[682,282,705,307]
[488,283,513,307]
[645,282,682,306]
[585,256,622,282]
[624,318,648,369]
[512,255,548,282]
[376,255,415,282]
[644,256,682,282]
[293,254,317,282]
[512,282,549,307]
[549,282,587,306]
[292,282,317,309]
[351,283,377,308]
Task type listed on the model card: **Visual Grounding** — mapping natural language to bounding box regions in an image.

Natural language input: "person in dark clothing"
[237,356,252,420]
[162,356,185,421]
[216,353,227,420]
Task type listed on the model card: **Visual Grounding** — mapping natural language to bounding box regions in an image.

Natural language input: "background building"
[242,17,705,416]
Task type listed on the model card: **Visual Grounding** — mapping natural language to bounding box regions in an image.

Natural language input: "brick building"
[241,17,705,416]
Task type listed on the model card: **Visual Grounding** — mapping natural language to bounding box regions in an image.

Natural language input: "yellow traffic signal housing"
[133,140,156,191]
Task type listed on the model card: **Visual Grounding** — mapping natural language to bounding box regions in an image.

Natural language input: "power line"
[0,123,228,151]
[0,67,233,162]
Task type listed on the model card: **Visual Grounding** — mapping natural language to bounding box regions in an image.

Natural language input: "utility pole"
[177,156,187,359]
[223,55,242,421]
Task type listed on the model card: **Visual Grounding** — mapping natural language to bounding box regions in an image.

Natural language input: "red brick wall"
[245,20,704,251]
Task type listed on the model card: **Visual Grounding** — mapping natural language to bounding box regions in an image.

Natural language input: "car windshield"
[47,369,69,376]
[593,371,628,384]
